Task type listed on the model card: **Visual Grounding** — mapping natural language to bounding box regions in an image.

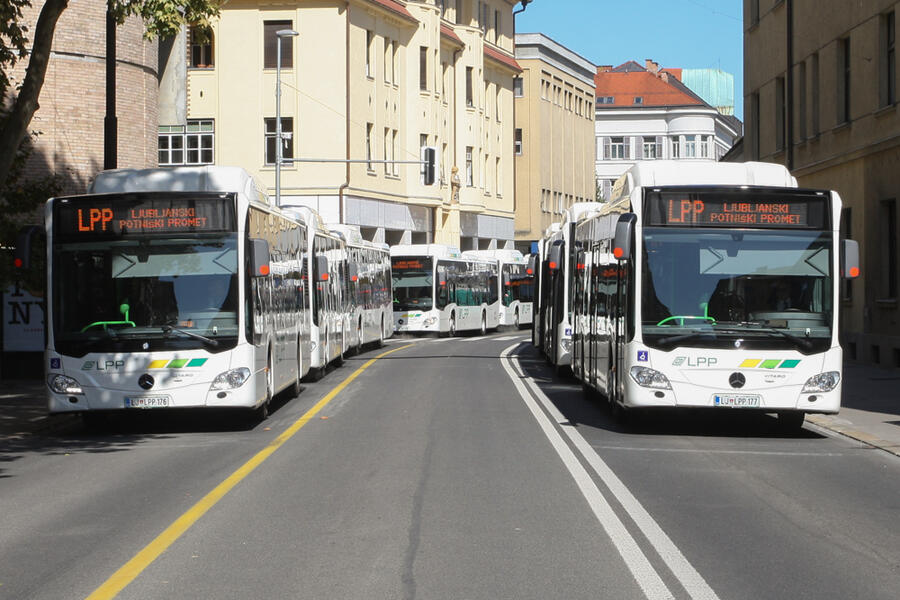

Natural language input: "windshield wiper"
[717,322,813,351]
[161,325,220,347]
[655,330,716,346]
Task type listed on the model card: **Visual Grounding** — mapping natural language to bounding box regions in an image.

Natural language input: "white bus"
[45,166,308,420]
[391,244,500,336]
[536,203,603,369]
[572,161,860,429]
[282,206,348,380]
[329,224,393,352]
[463,249,534,328]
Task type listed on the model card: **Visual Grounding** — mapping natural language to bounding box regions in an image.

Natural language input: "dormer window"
[633,96,643,105]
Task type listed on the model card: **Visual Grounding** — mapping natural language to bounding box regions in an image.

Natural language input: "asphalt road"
[1,332,898,600]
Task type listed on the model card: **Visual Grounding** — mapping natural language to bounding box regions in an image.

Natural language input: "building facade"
[512,33,596,254]
[594,60,741,201]
[741,0,900,366]
[163,0,521,249]
[13,0,158,195]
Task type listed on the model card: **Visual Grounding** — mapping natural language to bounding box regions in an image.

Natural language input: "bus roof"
[390,244,462,259]
[88,166,268,204]
[328,224,389,251]
[622,160,798,189]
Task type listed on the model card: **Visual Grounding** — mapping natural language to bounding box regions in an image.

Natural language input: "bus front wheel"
[449,313,457,337]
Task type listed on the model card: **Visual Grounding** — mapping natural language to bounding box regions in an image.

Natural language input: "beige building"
[512,32,596,254]
[741,0,900,366]
[165,0,521,249]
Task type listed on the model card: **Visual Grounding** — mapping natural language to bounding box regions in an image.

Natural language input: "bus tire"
[449,313,457,337]
[480,312,487,335]
[377,316,385,347]
[514,309,520,329]
[356,318,364,352]
[255,354,273,421]
[292,339,303,397]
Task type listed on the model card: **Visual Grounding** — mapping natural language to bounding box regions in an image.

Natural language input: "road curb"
[807,415,900,458]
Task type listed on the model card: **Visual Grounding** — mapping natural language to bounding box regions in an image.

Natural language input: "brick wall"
[12,0,159,196]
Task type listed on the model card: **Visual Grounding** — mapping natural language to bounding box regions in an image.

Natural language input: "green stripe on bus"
[187,358,208,367]
[168,359,190,368]
[760,359,781,369]
[779,359,800,369]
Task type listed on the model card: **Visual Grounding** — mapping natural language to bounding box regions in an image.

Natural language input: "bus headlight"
[423,316,437,327]
[48,374,84,395]
[802,371,840,393]
[210,367,251,390]
[629,366,672,390]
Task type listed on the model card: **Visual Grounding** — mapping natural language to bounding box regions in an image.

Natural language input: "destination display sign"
[645,190,829,229]
[55,194,235,238]
[392,258,430,270]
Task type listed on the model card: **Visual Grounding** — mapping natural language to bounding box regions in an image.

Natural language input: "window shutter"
[634,137,643,160]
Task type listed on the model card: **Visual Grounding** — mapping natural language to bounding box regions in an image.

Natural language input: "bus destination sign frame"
[54,193,237,239]
[644,188,830,230]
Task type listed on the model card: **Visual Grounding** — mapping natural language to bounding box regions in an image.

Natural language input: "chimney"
[598,65,612,73]
[660,72,669,83]
[645,59,659,74]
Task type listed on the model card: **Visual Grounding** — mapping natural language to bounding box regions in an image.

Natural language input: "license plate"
[713,394,761,408]
[125,395,171,409]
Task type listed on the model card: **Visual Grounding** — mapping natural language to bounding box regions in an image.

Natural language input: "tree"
[0,0,223,189]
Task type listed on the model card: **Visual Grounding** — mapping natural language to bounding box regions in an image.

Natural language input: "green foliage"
[0,0,32,98]
[110,0,223,39]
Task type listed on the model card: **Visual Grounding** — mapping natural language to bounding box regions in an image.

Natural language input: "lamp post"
[276,29,299,207]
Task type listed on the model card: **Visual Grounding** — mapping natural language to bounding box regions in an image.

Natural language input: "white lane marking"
[592,446,844,457]
[499,346,674,600]
[505,348,721,600]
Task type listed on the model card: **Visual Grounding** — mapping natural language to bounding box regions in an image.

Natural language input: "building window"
[700,135,712,158]
[484,154,490,193]
[465,146,473,186]
[810,54,820,136]
[384,128,390,175]
[366,30,374,78]
[384,38,392,84]
[882,199,898,299]
[883,11,896,107]
[366,123,374,171]
[159,120,215,166]
[392,130,399,176]
[190,25,214,68]
[633,96,643,105]
[264,21,293,69]
[604,136,627,160]
[642,136,661,159]
[494,10,500,44]
[839,37,851,123]
[798,60,807,140]
[775,76,785,151]
[419,46,428,91]
[684,134,697,158]
[597,96,614,104]
[392,41,399,86]
[496,157,501,196]
[466,67,474,107]
[264,117,293,165]
[671,136,681,159]
[514,128,523,155]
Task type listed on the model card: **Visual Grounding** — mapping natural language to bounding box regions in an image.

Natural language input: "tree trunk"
[0,0,69,191]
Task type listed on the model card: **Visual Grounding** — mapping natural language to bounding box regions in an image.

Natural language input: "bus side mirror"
[249,239,270,277]
[548,242,563,271]
[316,256,329,281]
[349,263,359,282]
[526,254,536,275]
[841,239,860,279]
[613,213,637,261]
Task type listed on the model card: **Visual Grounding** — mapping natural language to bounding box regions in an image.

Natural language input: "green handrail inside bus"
[656,314,717,327]
[81,303,136,332]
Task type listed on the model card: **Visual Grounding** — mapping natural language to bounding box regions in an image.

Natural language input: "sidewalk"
[1,363,899,455]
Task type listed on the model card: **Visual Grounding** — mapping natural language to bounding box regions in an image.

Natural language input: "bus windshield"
[641,228,833,353]
[53,235,239,355]
[392,256,434,311]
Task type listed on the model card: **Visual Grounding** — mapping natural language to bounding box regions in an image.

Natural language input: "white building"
[594,60,741,200]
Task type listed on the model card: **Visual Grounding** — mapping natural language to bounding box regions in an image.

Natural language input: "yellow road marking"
[86,344,413,600]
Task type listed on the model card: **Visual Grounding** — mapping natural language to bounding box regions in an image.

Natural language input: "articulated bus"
[329,224,393,351]
[391,244,500,336]
[571,161,860,429]
[536,203,603,369]
[45,167,309,420]
[463,249,534,328]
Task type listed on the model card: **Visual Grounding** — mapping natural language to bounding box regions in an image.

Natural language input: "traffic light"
[423,147,436,186]
[14,225,42,270]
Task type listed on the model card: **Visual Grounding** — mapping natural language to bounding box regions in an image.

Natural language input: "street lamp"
[276,29,299,207]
